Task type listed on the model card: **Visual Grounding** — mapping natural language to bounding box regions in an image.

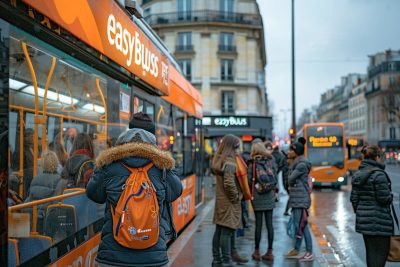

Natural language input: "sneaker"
[299,252,314,262]
[285,249,299,258]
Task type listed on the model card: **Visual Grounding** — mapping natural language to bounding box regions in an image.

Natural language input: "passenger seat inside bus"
[44,203,77,244]
[18,235,52,265]
[62,188,105,230]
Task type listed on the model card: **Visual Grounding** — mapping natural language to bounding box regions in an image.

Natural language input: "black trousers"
[363,235,390,267]
[254,210,274,250]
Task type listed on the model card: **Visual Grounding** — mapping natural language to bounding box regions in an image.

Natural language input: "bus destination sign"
[308,136,341,147]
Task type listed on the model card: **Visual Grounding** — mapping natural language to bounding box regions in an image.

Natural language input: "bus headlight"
[312,177,315,182]
[338,177,345,182]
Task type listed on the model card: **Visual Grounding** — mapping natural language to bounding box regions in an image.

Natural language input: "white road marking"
[326,225,366,267]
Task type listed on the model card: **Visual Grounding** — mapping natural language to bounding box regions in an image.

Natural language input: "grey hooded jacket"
[288,156,311,209]
[350,159,394,236]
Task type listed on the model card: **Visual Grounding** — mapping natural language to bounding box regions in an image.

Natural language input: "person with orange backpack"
[86,113,182,267]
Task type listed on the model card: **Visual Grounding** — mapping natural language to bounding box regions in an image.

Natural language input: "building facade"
[317,73,365,131]
[139,0,271,151]
[140,0,269,117]
[365,50,400,144]
[348,79,367,138]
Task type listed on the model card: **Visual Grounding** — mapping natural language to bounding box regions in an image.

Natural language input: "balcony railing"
[175,44,194,52]
[221,75,234,82]
[368,61,400,78]
[142,0,153,5]
[144,10,262,26]
[218,45,237,53]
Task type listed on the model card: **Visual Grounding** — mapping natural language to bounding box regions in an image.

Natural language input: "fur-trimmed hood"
[96,142,175,170]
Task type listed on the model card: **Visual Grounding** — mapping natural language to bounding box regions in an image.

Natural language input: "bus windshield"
[306,125,345,168]
[307,147,345,167]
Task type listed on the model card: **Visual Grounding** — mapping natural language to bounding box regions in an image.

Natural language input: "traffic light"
[289,128,295,142]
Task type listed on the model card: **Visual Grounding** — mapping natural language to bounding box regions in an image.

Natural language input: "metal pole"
[291,0,296,140]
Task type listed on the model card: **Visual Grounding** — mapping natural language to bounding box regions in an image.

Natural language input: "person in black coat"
[350,145,394,267]
[86,114,182,267]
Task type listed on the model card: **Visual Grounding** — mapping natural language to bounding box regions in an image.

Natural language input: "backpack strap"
[251,162,256,197]
[121,162,154,173]
[369,168,399,230]
[76,159,95,186]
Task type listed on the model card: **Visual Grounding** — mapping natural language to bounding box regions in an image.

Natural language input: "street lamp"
[291,0,296,142]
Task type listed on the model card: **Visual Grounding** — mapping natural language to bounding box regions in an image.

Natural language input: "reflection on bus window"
[134,96,144,114]
[146,101,155,122]
[156,101,173,151]
[308,147,345,167]
[9,33,107,200]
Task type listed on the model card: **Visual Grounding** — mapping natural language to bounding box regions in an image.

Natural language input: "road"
[309,164,400,267]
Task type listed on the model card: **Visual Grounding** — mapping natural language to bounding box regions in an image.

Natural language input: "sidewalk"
[168,177,328,267]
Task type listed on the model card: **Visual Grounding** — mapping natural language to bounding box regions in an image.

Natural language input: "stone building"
[139,0,272,149]
[365,50,400,144]
[139,0,269,117]
[348,79,367,138]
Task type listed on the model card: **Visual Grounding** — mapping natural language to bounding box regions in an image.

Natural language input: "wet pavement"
[168,175,329,267]
[308,163,400,267]
[168,165,400,267]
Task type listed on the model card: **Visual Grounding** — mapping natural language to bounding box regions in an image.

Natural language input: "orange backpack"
[111,163,159,249]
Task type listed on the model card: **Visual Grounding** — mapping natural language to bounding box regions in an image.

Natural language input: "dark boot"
[252,249,261,261]
[231,250,249,264]
[220,261,233,267]
[211,260,222,267]
[262,248,274,261]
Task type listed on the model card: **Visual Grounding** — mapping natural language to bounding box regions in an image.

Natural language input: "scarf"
[235,155,252,200]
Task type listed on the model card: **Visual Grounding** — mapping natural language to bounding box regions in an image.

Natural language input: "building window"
[178,59,192,81]
[219,32,235,52]
[389,76,396,86]
[177,0,192,20]
[389,62,396,71]
[390,127,396,139]
[220,0,234,13]
[221,91,235,114]
[219,0,234,20]
[143,7,151,18]
[177,32,192,51]
[221,59,233,81]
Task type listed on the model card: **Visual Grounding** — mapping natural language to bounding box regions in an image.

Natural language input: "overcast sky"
[257,0,400,136]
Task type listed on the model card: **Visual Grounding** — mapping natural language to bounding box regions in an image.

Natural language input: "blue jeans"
[292,208,312,253]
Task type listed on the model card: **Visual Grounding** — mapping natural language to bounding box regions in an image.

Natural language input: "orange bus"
[346,136,365,174]
[1,0,204,266]
[299,123,347,187]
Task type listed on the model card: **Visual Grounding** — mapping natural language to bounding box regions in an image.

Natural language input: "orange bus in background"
[346,136,365,174]
[300,123,347,187]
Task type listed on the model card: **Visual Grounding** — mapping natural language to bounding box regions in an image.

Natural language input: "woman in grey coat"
[248,141,277,261]
[285,138,313,262]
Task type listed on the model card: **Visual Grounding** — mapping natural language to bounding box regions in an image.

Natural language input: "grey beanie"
[116,128,156,146]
